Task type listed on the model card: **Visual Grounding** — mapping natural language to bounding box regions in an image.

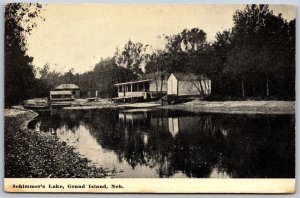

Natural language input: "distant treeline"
[5,4,295,106]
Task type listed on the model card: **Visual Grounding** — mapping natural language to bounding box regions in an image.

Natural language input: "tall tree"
[144,50,169,93]
[226,4,295,98]
[115,40,146,75]
[5,3,44,106]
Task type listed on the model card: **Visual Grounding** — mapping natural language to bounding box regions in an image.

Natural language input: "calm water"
[29,109,295,178]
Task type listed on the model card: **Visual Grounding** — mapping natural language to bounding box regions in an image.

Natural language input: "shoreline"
[159,100,295,114]
[65,100,295,114]
[4,108,112,178]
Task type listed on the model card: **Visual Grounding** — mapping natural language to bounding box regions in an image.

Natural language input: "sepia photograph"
[4,3,296,193]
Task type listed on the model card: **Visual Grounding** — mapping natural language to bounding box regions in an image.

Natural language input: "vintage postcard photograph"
[4,3,296,193]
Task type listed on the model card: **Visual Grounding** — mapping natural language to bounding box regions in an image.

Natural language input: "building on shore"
[113,72,169,102]
[49,90,76,107]
[113,72,211,102]
[54,84,80,98]
[49,91,74,101]
[167,73,211,96]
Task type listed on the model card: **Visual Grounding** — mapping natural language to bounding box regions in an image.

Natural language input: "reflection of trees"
[171,114,227,178]
[86,110,229,178]
[218,114,295,178]
[120,113,165,175]
[33,109,295,178]
[33,110,82,134]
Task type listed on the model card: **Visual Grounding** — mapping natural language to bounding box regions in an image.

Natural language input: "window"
[145,83,149,91]
[138,83,144,91]
[127,85,131,92]
[132,84,137,92]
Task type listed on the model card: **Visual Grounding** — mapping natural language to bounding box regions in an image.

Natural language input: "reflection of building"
[119,110,152,140]
[168,118,179,137]
[119,110,223,141]
[140,132,149,145]
[119,111,148,121]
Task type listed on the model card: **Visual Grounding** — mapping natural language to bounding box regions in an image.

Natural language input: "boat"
[23,98,50,111]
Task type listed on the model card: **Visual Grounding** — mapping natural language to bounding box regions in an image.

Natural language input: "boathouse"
[167,73,211,96]
[113,72,168,102]
[49,90,76,107]
[54,84,80,98]
[49,91,75,101]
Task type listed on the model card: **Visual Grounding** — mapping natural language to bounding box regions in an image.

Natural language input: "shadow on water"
[29,109,295,178]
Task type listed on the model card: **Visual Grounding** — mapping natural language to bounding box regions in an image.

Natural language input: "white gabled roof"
[55,84,79,90]
[114,79,152,86]
[171,72,207,81]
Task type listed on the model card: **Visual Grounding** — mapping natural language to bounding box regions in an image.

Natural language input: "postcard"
[4,3,295,193]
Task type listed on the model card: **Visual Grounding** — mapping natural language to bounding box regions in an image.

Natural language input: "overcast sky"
[25,4,296,74]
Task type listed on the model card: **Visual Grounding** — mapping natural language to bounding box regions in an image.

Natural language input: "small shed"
[54,84,80,98]
[167,73,211,96]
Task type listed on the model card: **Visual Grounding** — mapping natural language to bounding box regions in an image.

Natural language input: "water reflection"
[30,109,295,178]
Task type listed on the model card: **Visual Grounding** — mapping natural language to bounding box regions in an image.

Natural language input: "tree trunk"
[241,80,245,98]
[266,73,269,97]
[199,81,204,95]
[188,74,203,95]
[160,75,163,92]
[154,71,158,95]
[203,80,209,95]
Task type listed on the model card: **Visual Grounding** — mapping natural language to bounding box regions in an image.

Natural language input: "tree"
[39,63,50,80]
[144,50,169,93]
[115,40,146,76]
[225,4,295,98]
[5,3,44,106]
[181,28,207,53]
[75,57,137,98]
[209,30,232,96]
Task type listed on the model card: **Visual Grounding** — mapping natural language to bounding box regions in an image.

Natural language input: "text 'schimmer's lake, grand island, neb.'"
[29,109,295,178]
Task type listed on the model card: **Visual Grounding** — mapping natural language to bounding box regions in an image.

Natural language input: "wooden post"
[241,80,245,98]
[266,73,269,97]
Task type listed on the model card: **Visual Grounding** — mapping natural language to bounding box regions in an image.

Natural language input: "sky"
[25,4,296,74]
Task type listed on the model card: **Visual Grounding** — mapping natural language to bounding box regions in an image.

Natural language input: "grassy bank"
[66,99,295,114]
[5,108,112,178]
[160,100,295,114]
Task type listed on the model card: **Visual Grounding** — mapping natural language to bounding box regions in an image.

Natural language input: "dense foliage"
[5,3,44,106]
[38,58,136,98]
[5,4,295,106]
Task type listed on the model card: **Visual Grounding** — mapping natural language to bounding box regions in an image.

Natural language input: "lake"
[29,108,295,178]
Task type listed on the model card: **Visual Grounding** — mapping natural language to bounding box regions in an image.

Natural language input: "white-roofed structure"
[54,84,80,98]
